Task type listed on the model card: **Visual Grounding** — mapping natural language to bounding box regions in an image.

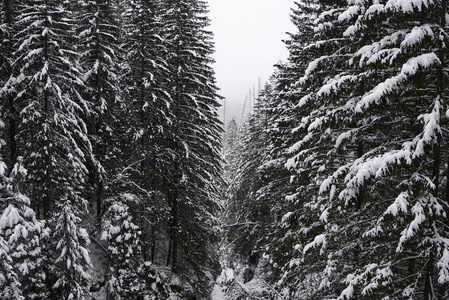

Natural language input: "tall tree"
[12,0,95,297]
[285,0,449,298]
[119,0,172,261]
[0,0,18,168]
[77,0,122,220]
[162,0,223,296]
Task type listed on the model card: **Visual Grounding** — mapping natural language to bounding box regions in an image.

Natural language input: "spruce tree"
[0,0,19,168]
[0,163,48,299]
[77,0,122,220]
[285,0,449,298]
[12,0,95,297]
[162,0,223,296]
[119,0,172,262]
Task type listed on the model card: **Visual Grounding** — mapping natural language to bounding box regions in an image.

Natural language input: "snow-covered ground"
[211,284,226,300]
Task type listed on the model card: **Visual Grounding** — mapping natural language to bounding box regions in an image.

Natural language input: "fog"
[206,0,297,125]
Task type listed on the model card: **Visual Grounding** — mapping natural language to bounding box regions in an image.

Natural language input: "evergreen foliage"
[0,0,222,298]
[161,0,223,296]
[220,0,449,299]
[5,0,449,298]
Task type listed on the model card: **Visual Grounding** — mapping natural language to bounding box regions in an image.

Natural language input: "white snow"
[366,3,385,17]
[401,25,434,48]
[320,207,330,223]
[396,200,426,252]
[356,53,440,113]
[338,5,362,22]
[413,98,441,158]
[211,284,226,300]
[281,212,293,224]
[317,75,356,97]
[303,234,326,255]
[339,284,354,299]
[299,56,329,84]
[384,192,409,216]
[437,248,449,284]
[385,0,433,13]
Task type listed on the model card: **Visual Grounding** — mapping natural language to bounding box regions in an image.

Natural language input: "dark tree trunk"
[166,189,178,271]
[171,191,178,272]
[43,2,51,219]
[423,255,435,300]
[151,226,156,263]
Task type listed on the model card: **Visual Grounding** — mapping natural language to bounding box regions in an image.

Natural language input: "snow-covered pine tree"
[1,4,49,298]
[223,118,240,186]
[224,108,267,262]
[118,0,173,264]
[223,85,286,298]
[287,0,449,298]
[101,194,144,299]
[52,199,91,299]
[77,0,122,220]
[0,136,48,299]
[11,0,95,298]
[0,0,19,169]
[272,0,353,297]
[161,0,223,296]
[101,193,173,299]
[255,66,306,288]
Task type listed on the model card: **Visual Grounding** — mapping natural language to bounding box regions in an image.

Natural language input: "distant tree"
[223,118,240,185]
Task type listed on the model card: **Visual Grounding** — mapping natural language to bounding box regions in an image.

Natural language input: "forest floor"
[211,284,226,300]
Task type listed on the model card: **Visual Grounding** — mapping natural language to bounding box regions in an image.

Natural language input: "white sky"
[206,0,297,124]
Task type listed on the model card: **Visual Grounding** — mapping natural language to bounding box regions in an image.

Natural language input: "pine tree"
[52,200,91,299]
[255,68,304,289]
[285,0,449,298]
[101,194,145,299]
[268,0,351,297]
[119,0,172,263]
[77,0,122,220]
[162,0,223,296]
[11,0,95,298]
[0,0,19,168]
[101,193,172,299]
[0,131,47,299]
[223,118,240,185]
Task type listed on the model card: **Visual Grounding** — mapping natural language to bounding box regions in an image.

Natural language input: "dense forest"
[0,0,222,299]
[220,0,449,299]
[2,0,449,299]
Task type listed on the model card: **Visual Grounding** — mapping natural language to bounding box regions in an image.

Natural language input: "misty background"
[206,0,296,125]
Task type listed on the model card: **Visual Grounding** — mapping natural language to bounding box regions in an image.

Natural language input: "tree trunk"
[165,188,179,271]
[423,255,435,300]
[151,226,156,263]
[171,191,178,272]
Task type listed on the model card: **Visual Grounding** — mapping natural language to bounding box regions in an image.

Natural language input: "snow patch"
[384,192,409,216]
[303,234,326,255]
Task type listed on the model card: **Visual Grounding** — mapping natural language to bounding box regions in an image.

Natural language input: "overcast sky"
[206,0,296,124]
